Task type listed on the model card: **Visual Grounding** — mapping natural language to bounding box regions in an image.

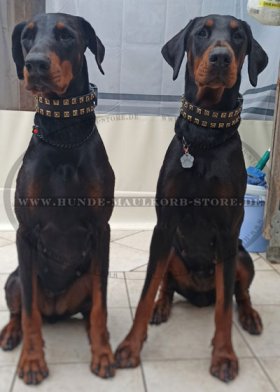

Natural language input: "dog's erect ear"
[161,19,196,80]
[242,22,268,87]
[12,21,26,80]
[80,18,105,75]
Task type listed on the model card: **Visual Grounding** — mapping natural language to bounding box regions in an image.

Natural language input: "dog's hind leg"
[235,242,263,335]
[0,268,22,350]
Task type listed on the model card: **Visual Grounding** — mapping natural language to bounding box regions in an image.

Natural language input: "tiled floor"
[0,230,280,391]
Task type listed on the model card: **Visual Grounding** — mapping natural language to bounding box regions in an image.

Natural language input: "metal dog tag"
[180,152,194,168]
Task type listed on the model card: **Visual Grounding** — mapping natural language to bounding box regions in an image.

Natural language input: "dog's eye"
[22,30,35,51]
[22,29,35,43]
[197,28,208,38]
[56,29,73,41]
[233,31,243,41]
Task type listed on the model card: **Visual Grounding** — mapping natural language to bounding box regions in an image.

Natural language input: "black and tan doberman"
[0,13,115,384]
[115,15,268,382]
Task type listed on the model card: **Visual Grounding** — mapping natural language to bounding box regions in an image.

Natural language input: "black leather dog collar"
[180,94,243,129]
[34,84,98,118]
[32,123,96,149]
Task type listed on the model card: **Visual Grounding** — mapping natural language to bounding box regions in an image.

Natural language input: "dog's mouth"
[197,73,238,91]
[24,67,70,96]
[201,73,230,88]
[25,77,68,96]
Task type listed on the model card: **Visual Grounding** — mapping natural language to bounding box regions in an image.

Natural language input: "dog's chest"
[21,153,99,198]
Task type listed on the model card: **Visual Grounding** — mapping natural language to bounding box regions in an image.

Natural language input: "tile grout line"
[123,271,148,392]
[111,230,145,243]
[0,243,14,249]
[130,263,148,272]
[112,241,149,254]
[142,355,256,362]
[0,236,14,242]
[257,253,280,275]
[267,263,280,276]
[123,271,134,324]
[232,317,259,359]
[254,358,279,392]
[9,365,18,392]
[253,255,275,269]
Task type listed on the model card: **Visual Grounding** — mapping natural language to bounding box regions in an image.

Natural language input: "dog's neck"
[184,67,242,111]
[33,58,95,138]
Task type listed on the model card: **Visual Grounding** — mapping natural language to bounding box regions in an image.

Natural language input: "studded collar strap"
[34,84,98,119]
[180,94,243,129]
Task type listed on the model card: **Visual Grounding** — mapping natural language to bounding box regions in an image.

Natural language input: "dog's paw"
[18,350,49,385]
[0,319,22,351]
[91,346,116,378]
[210,352,238,383]
[239,308,263,335]
[115,339,141,369]
[150,299,171,325]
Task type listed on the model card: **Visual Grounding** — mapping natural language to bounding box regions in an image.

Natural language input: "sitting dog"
[115,15,268,383]
[0,13,115,384]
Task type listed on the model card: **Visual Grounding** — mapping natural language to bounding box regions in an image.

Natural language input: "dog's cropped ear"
[12,21,26,80]
[242,22,268,87]
[80,18,105,75]
[161,19,196,80]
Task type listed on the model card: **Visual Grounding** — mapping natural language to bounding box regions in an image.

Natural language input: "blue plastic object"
[247,166,267,186]
[239,185,269,252]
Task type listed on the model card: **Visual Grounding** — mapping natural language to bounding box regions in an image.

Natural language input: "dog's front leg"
[16,228,48,385]
[210,236,238,383]
[115,218,178,368]
[89,223,115,379]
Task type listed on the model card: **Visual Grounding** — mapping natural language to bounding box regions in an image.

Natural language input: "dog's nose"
[25,54,50,75]
[209,47,232,68]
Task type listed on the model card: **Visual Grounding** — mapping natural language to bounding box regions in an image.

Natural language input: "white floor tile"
[0,231,16,243]
[270,262,280,274]
[13,363,145,392]
[0,275,8,311]
[260,358,280,391]
[0,243,18,274]
[132,264,148,272]
[109,243,148,272]
[250,271,280,305]
[141,303,252,360]
[250,253,261,261]
[0,365,16,392]
[115,231,153,252]
[0,237,13,248]
[110,230,142,242]
[143,358,275,392]
[107,273,129,308]
[125,272,146,307]
[42,308,132,365]
[253,256,273,271]
[236,305,280,358]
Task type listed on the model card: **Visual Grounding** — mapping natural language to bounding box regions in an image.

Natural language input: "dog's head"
[162,15,268,88]
[12,13,105,96]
